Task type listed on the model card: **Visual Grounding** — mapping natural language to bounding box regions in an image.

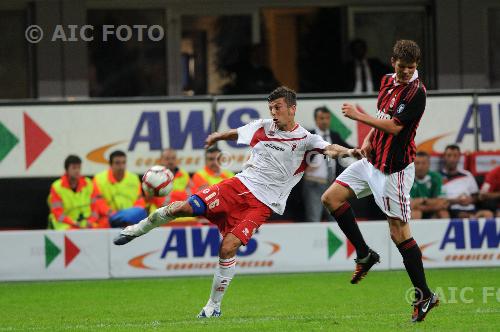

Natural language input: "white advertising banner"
[0,219,498,281]
[0,101,212,177]
[0,94,499,178]
[216,96,500,169]
[390,219,500,269]
[109,223,391,278]
[0,230,109,281]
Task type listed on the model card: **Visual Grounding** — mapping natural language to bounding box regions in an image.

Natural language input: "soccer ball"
[142,165,174,197]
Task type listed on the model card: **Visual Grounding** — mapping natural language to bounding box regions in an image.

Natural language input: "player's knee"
[220,236,241,258]
[388,219,409,244]
[321,190,343,212]
[322,183,353,212]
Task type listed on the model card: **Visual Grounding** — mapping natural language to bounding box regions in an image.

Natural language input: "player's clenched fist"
[204,132,221,148]
[341,103,362,121]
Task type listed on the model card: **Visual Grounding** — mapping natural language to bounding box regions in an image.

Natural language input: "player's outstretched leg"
[322,183,380,284]
[198,233,240,318]
[113,200,193,245]
[389,218,439,322]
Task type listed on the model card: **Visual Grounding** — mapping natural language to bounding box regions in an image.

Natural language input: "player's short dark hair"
[267,86,296,107]
[64,155,81,170]
[109,150,126,165]
[392,40,421,64]
[416,151,429,158]
[205,147,221,156]
[444,144,461,153]
[313,106,331,120]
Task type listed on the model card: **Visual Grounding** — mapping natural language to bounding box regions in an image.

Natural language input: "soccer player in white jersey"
[114,86,359,318]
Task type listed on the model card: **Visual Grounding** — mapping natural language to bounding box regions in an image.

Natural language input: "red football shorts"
[194,177,272,245]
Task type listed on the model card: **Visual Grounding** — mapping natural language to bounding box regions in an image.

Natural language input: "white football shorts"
[335,158,415,222]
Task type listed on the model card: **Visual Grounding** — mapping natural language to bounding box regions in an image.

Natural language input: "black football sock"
[397,238,432,300]
[332,202,369,258]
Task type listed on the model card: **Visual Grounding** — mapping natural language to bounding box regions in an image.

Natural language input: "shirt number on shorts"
[202,188,219,209]
[208,199,219,209]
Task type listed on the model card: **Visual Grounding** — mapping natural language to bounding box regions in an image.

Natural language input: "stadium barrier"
[1,218,498,281]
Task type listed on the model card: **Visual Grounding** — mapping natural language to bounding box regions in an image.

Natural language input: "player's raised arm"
[341,103,403,135]
[205,119,267,148]
[204,129,238,148]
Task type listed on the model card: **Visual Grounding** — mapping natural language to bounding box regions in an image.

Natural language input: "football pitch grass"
[1,267,499,331]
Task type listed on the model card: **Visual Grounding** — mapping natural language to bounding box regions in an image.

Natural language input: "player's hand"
[204,132,220,148]
[349,148,365,159]
[360,140,372,158]
[341,103,361,121]
[323,144,344,158]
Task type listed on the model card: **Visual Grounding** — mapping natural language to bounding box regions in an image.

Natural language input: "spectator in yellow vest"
[93,150,146,226]
[191,147,234,193]
[147,148,192,213]
[48,155,108,230]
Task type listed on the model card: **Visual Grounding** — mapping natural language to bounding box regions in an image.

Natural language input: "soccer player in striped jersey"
[321,40,439,322]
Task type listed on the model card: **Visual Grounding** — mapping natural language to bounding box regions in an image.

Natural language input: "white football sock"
[205,256,236,309]
[121,203,178,236]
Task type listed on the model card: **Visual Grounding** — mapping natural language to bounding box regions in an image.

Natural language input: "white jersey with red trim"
[235,119,329,215]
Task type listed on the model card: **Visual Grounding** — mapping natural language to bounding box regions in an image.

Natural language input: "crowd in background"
[47,147,234,230]
[48,107,500,231]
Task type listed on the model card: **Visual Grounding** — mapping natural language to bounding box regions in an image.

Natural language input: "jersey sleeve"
[237,119,266,145]
[307,134,330,151]
[393,87,426,127]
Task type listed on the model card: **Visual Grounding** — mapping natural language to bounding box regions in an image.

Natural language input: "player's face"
[443,149,460,170]
[315,111,331,131]
[414,156,430,178]
[111,156,127,176]
[391,58,417,84]
[66,163,81,180]
[160,150,177,171]
[205,152,220,173]
[269,97,296,131]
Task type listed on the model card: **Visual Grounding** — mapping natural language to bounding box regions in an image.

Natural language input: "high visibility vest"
[171,168,190,202]
[48,176,97,230]
[93,169,144,211]
[191,166,234,193]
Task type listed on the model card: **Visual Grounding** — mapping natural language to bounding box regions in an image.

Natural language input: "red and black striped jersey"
[368,73,426,174]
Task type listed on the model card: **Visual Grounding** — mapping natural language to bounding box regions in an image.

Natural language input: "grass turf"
[0,268,499,331]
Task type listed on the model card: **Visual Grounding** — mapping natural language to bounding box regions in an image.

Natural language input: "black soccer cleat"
[350,249,380,284]
[113,234,137,245]
[412,292,439,322]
